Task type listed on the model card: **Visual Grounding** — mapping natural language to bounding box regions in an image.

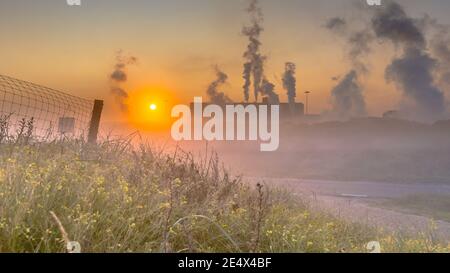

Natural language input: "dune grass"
[0,122,449,252]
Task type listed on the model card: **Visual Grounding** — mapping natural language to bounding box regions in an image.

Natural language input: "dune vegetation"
[0,119,449,253]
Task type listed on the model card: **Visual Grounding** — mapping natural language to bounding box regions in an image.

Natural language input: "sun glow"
[124,87,178,131]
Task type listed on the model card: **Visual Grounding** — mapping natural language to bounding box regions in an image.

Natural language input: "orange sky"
[1,0,449,130]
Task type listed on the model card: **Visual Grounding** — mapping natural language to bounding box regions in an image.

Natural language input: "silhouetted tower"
[304,91,311,115]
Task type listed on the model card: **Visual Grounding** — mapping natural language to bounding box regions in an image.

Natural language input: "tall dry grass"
[0,117,448,253]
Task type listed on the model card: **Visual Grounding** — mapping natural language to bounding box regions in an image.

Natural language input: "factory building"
[190,98,304,119]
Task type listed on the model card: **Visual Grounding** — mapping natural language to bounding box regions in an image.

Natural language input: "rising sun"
[124,86,179,131]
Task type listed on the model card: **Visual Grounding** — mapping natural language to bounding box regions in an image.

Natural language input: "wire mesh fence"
[0,74,96,141]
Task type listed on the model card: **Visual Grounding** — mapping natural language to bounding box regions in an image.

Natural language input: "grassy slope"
[0,140,448,253]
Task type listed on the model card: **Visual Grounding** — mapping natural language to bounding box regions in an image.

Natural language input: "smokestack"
[283,62,297,105]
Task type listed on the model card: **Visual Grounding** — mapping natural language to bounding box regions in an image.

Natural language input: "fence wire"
[0,74,94,140]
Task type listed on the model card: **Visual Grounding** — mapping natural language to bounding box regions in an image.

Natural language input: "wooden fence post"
[88,100,104,144]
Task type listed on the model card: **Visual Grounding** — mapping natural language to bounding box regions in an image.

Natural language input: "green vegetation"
[0,120,448,252]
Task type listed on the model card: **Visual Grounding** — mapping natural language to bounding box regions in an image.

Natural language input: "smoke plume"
[386,47,445,119]
[371,1,446,120]
[110,51,137,112]
[261,78,280,104]
[283,62,297,104]
[325,17,372,117]
[371,2,425,49]
[325,17,373,73]
[325,17,346,32]
[243,62,252,102]
[242,0,278,103]
[430,25,450,87]
[207,66,232,105]
[330,70,366,118]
